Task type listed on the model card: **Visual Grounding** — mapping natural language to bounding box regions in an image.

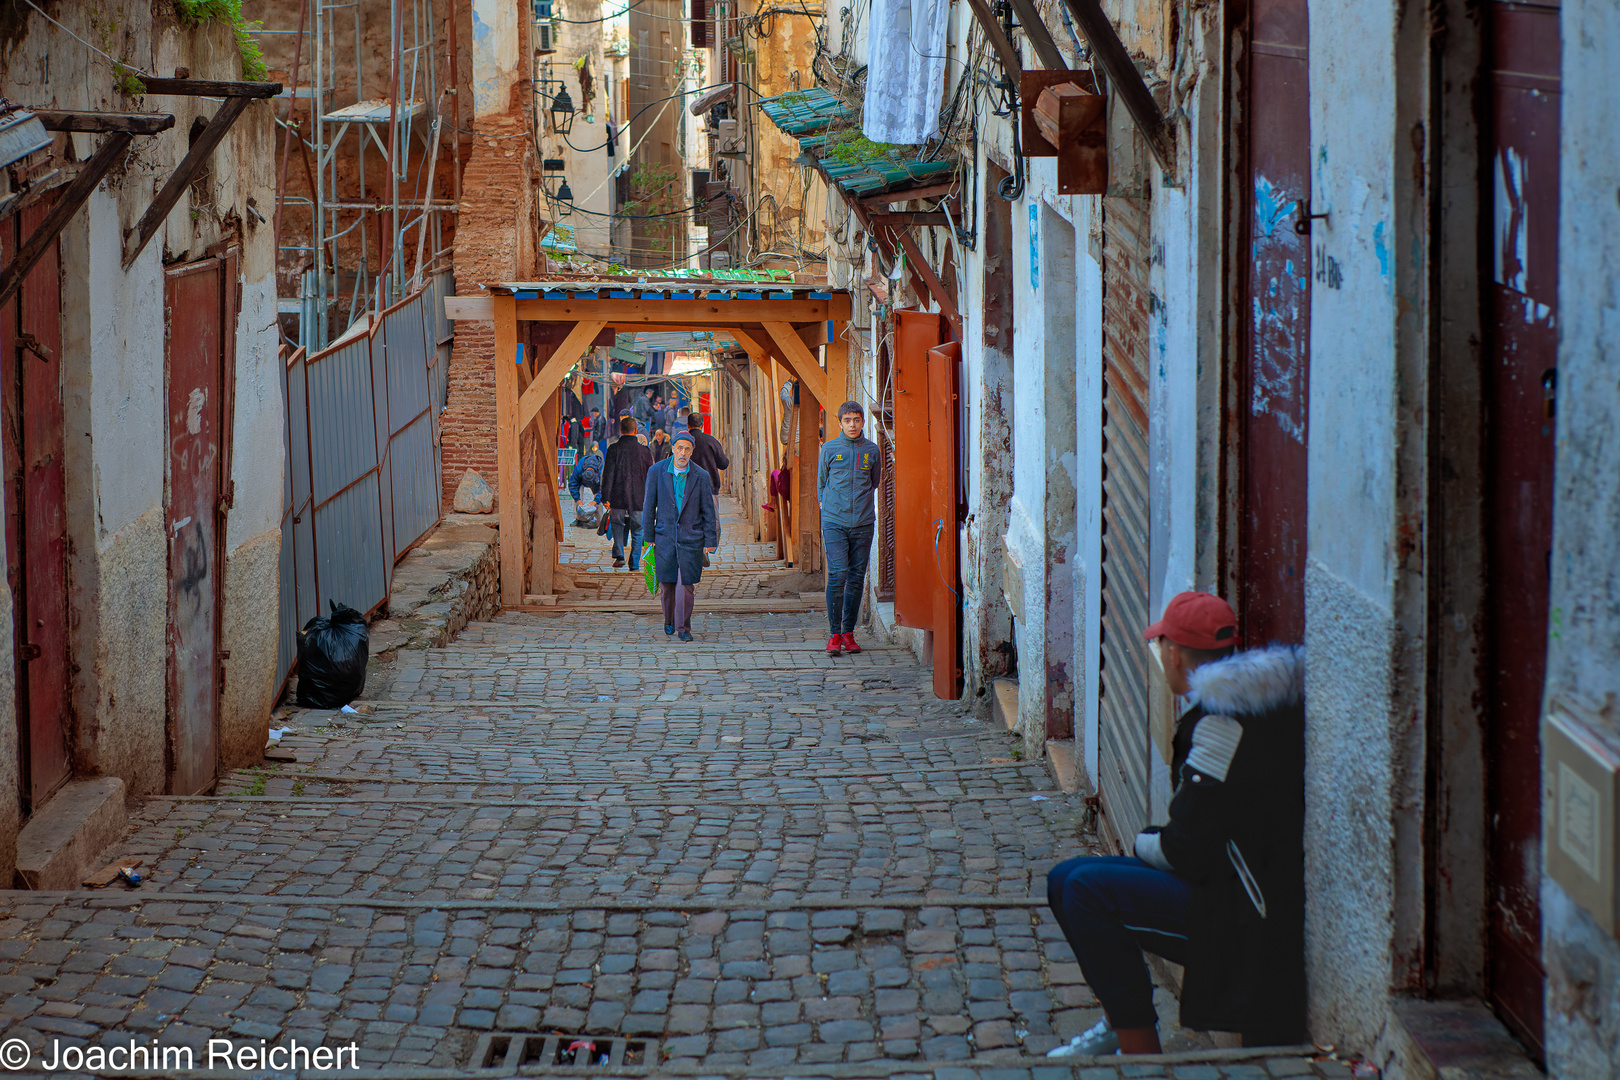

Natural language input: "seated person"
[1046,591,1306,1055]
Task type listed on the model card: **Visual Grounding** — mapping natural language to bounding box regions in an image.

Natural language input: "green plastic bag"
[642,542,657,596]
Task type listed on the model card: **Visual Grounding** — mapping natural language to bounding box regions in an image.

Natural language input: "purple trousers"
[659,568,694,631]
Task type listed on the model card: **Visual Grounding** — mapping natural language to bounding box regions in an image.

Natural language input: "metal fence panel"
[279,286,451,684]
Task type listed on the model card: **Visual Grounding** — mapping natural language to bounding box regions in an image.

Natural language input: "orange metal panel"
[928,341,962,700]
[892,309,944,629]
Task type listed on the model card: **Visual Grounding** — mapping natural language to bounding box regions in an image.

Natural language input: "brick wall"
[440,109,537,509]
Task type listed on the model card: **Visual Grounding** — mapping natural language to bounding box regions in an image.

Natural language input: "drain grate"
[471,1033,657,1071]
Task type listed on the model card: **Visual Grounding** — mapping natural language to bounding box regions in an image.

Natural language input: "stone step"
[1046,738,1081,794]
[991,677,1019,731]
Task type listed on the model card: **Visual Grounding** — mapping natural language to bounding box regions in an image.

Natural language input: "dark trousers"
[659,568,694,631]
[1046,856,1190,1030]
[822,521,875,635]
[611,509,643,566]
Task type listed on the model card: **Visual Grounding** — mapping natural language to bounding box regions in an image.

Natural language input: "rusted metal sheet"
[1483,0,1559,1055]
[1239,0,1311,650]
[165,259,225,796]
[276,347,310,694]
[892,310,945,629]
[1097,195,1153,849]
[2,199,71,809]
[928,342,962,700]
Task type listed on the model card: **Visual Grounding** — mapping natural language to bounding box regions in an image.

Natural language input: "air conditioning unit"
[536,20,555,53]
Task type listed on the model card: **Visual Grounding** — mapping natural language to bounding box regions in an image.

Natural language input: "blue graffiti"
[1373,221,1390,279]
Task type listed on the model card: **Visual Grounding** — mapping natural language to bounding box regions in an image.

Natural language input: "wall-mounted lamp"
[549,84,576,137]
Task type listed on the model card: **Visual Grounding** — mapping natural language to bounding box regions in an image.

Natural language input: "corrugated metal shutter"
[1097,195,1153,850]
[877,426,897,601]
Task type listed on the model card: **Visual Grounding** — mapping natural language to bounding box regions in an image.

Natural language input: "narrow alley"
[0,499,1348,1077]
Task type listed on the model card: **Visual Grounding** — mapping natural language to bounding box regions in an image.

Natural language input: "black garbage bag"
[296,600,369,708]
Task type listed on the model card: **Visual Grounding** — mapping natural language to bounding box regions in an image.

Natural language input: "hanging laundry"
[862,0,950,145]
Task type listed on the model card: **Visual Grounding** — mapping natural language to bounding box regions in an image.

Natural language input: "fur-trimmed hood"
[1185,643,1305,716]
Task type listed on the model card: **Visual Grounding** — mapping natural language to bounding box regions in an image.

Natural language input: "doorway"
[1,199,72,811]
[1480,0,1559,1055]
[165,255,234,796]
[1236,0,1311,648]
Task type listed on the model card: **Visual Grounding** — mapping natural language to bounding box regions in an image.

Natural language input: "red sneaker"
[840,632,862,654]
[826,635,843,656]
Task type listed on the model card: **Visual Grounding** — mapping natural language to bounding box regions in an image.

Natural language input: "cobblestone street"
[0,499,1356,1077]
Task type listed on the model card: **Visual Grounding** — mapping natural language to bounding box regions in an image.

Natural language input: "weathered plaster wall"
[1302,0,1428,1065]
[471,0,525,117]
[742,0,828,264]
[1542,0,1620,1070]
[3,4,283,813]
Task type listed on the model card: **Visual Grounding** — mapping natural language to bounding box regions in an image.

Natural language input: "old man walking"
[641,430,719,641]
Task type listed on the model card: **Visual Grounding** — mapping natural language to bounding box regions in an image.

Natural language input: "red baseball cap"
[1142,591,1241,651]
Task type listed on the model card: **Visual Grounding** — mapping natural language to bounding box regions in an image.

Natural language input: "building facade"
[722,0,1619,1072]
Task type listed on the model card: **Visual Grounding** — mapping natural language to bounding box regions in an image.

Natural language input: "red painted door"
[1239,0,1310,647]
[1482,0,1558,1056]
[1,200,72,809]
[891,310,944,630]
[165,260,226,796]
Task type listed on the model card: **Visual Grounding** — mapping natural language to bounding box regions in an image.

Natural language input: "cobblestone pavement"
[0,499,1359,1077]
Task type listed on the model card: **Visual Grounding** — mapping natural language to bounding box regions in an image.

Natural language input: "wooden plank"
[123,95,252,267]
[928,341,962,700]
[763,322,831,408]
[0,131,133,308]
[34,110,175,134]
[1004,0,1069,71]
[1058,0,1173,172]
[531,389,560,595]
[136,77,283,98]
[516,298,834,324]
[444,295,494,320]
[540,391,564,544]
[961,0,1024,82]
[516,320,606,431]
[825,321,849,408]
[861,180,961,207]
[797,376,822,572]
[891,229,962,334]
[492,295,524,607]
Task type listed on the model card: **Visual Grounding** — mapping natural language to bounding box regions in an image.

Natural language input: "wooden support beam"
[123,95,253,267]
[1005,0,1070,71]
[869,212,951,228]
[34,110,175,134]
[135,77,283,99]
[516,297,844,324]
[796,382,822,572]
[0,131,133,308]
[861,180,961,207]
[961,0,1023,82]
[763,322,831,408]
[493,295,524,607]
[531,387,560,596]
[825,322,849,408]
[890,229,962,334]
[516,320,607,431]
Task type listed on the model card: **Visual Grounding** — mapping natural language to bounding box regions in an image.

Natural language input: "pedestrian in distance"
[590,406,609,447]
[601,416,653,570]
[817,400,882,656]
[634,387,656,429]
[1045,591,1306,1056]
[569,441,604,527]
[642,430,718,642]
[650,428,672,463]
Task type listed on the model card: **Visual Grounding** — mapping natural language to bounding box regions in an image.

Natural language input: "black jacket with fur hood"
[1133,644,1307,1040]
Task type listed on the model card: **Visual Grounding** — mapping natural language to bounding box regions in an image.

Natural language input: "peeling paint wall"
[471,0,525,117]
[1543,0,1620,1071]
[1,4,283,851]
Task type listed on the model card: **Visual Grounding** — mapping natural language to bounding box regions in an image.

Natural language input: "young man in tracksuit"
[816,400,882,656]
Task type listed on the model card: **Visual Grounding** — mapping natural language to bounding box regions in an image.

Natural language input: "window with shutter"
[691,0,711,48]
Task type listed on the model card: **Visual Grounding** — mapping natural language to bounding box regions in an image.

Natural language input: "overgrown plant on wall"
[173,0,267,80]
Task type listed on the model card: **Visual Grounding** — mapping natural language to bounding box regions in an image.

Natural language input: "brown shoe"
[613,558,625,568]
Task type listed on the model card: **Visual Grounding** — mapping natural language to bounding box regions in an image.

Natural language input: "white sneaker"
[1045,1019,1121,1057]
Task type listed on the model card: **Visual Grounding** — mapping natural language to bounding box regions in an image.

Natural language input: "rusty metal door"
[165,260,226,796]
[1482,0,1558,1054]
[1238,0,1311,648]
[1,199,71,809]
[1097,195,1153,848]
[892,310,944,629]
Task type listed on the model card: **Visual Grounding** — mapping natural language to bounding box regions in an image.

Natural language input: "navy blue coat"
[641,460,718,584]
